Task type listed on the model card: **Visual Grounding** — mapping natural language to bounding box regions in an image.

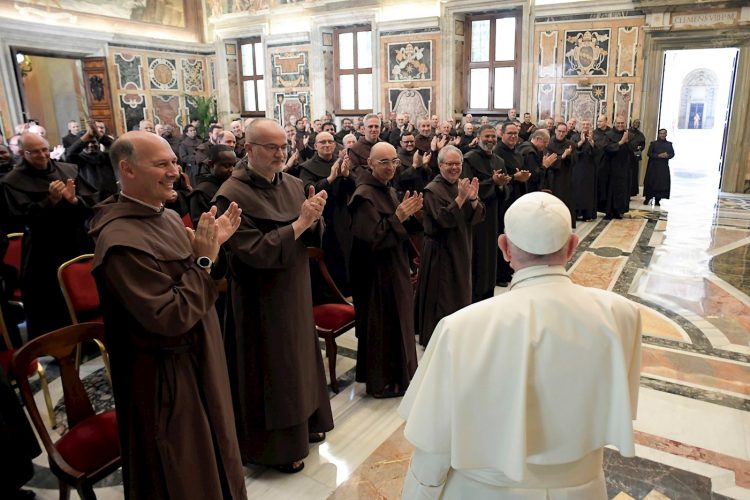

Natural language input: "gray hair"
[530,129,550,141]
[438,145,462,164]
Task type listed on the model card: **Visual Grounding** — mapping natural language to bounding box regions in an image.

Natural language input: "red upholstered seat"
[55,409,120,474]
[0,349,38,378]
[59,260,100,313]
[11,288,21,301]
[182,212,194,229]
[313,303,355,331]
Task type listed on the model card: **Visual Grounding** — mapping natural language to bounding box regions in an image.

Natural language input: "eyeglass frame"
[249,142,288,154]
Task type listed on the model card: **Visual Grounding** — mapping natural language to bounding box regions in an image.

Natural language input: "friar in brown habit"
[90,131,247,499]
[349,142,422,398]
[414,146,485,347]
[214,118,334,474]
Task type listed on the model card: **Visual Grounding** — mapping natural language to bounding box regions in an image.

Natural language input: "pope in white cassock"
[399,191,642,499]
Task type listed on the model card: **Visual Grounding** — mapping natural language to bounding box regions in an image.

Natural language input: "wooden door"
[82,57,115,136]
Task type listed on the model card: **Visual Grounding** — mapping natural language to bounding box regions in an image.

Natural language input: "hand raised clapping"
[395,190,423,222]
[49,179,77,205]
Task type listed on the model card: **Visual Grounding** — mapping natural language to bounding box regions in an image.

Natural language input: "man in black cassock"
[643,128,675,206]
[394,131,432,196]
[493,122,531,285]
[572,119,598,221]
[593,115,611,213]
[462,125,511,301]
[546,122,576,226]
[0,133,98,339]
[601,116,634,219]
[299,131,356,294]
[627,119,646,198]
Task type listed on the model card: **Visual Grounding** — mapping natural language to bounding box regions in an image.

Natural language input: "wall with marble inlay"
[266,44,312,126]
[533,14,645,125]
[107,47,213,136]
[380,30,441,118]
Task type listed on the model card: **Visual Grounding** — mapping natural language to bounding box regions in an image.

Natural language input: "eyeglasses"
[250,142,287,153]
[374,158,401,166]
[441,161,463,167]
[24,148,50,155]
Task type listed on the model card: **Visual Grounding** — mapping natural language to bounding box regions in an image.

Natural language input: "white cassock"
[398,265,642,499]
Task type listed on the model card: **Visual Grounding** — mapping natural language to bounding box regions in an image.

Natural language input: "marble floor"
[17,164,750,499]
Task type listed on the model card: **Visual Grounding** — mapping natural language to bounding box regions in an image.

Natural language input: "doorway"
[11,49,89,146]
[657,48,738,182]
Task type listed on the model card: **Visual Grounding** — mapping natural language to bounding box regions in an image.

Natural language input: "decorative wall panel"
[539,31,558,78]
[561,84,607,123]
[616,27,639,77]
[387,41,432,82]
[114,54,143,90]
[108,47,211,135]
[380,31,440,117]
[273,92,310,124]
[388,88,431,118]
[148,58,179,91]
[182,59,205,92]
[225,43,241,114]
[267,45,311,125]
[563,29,610,76]
[533,15,645,125]
[119,94,147,133]
[537,84,555,120]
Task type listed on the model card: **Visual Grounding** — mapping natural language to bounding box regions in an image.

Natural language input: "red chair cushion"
[11,288,21,301]
[3,237,21,272]
[313,303,355,331]
[0,349,38,378]
[60,261,100,312]
[182,213,193,229]
[55,409,120,473]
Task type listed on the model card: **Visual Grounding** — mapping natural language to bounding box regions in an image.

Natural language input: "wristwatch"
[196,256,213,270]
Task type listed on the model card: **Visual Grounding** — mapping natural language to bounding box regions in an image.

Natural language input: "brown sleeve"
[101,247,218,336]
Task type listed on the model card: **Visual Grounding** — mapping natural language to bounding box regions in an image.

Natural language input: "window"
[464,13,521,115]
[334,26,373,114]
[238,37,266,116]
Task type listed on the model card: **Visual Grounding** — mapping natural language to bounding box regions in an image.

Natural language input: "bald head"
[110,131,179,205]
[368,142,398,184]
[314,131,336,160]
[20,132,50,169]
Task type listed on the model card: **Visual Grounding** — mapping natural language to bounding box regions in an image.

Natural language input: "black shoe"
[309,432,326,443]
[655,199,661,206]
[496,281,509,288]
[272,461,305,474]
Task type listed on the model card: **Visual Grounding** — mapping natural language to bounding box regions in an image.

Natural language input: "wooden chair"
[308,248,355,393]
[12,322,121,500]
[57,254,111,384]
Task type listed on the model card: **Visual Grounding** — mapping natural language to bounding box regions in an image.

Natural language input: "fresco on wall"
[205,0,268,17]
[114,53,143,90]
[387,41,432,82]
[12,0,186,27]
[564,29,610,76]
[274,92,310,126]
[271,51,309,89]
[388,88,431,118]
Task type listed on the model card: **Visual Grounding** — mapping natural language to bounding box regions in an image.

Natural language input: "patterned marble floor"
[18,166,750,499]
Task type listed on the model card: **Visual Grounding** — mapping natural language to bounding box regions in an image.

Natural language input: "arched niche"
[678,68,717,129]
